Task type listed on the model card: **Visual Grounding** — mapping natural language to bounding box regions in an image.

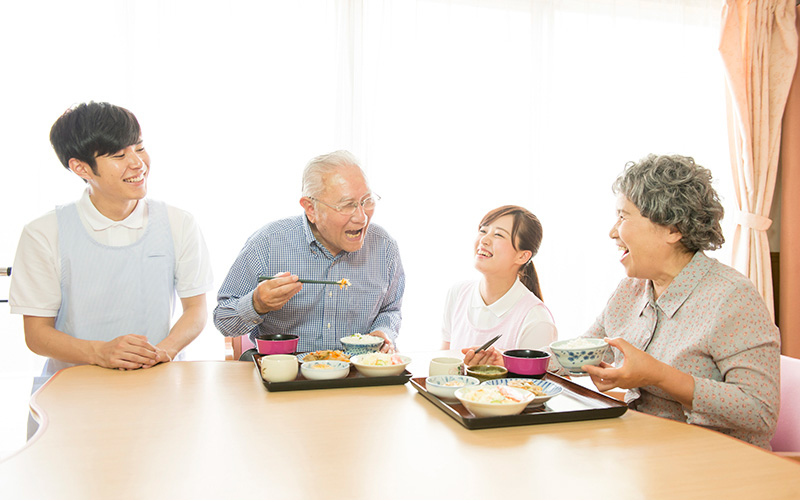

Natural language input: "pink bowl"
[255,334,299,355]
[502,349,550,377]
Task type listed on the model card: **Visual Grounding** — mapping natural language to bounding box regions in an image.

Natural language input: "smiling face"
[301,164,374,255]
[70,140,150,221]
[610,194,682,283]
[474,214,531,277]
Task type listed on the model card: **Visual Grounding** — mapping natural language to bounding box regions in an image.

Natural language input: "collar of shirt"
[653,251,710,318]
[470,278,527,318]
[77,188,147,231]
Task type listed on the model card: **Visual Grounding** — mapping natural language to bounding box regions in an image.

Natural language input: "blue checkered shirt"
[214,215,405,352]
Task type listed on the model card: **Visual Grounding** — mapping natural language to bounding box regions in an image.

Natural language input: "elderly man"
[214,150,405,354]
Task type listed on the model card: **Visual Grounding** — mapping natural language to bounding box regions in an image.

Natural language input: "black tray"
[411,372,628,430]
[253,354,412,392]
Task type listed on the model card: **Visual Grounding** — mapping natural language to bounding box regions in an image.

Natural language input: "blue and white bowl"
[300,360,351,380]
[481,378,563,406]
[549,338,610,375]
[425,375,480,401]
[339,334,384,355]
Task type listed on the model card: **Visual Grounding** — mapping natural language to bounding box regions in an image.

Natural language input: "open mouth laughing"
[123,172,146,184]
[345,228,364,241]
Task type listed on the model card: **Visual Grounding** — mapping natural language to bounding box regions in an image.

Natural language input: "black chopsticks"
[475,334,502,353]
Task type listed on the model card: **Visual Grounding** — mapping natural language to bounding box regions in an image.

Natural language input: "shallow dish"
[350,353,412,377]
[454,385,534,417]
[339,334,384,355]
[255,334,299,355]
[480,378,563,406]
[425,375,480,401]
[466,364,508,382]
[549,338,610,375]
[300,360,351,380]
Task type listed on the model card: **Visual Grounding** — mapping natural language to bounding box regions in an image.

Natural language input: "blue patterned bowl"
[425,375,480,401]
[481,378,563,406]
[339,334,384,355]
[300,360,350,380]
[549,338,610,375]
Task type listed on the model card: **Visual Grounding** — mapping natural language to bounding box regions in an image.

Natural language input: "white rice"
[558,338,606,349]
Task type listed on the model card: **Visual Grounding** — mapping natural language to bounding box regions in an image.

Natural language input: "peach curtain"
[778,5,800,358]
[719,0,797,321]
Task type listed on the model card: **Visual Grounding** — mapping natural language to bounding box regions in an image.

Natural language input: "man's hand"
[461,346,503,367]
[369,330,395,353]
[253,272,303,314]
[93,334,159,370]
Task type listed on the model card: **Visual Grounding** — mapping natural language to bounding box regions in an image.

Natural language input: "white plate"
[480,378,563,406]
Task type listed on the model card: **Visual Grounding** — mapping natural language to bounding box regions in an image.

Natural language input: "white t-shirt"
[10,189,213,316]
[441,279,558,350]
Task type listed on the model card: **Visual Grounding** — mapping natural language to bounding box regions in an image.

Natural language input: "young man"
[10,102,213,397]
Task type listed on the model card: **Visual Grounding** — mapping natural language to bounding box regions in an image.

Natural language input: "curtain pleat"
[719,0,798,321]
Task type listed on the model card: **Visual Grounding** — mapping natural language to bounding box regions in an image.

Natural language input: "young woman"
[441,205,556,365]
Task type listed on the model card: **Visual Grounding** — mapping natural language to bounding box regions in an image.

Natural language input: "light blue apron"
[33,199,175,390]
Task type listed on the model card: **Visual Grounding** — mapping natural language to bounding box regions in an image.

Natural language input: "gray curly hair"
[612,154,724,253]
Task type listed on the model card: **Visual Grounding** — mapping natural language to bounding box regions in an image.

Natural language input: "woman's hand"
[583,337,660,390]
[583,337,695,408]
[462,346,503,367]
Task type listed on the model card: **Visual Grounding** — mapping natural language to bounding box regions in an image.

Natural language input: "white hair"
[301,150,369,198]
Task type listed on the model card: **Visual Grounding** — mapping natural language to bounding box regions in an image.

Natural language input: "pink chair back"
[231,335,257,360]
[771,355,800,452]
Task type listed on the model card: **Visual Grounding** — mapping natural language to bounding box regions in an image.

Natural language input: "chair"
[771,355,800,462]
[231,335,256,361]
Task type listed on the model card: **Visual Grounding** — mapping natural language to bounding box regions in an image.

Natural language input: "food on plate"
[461,386,526,404]
[338,279,351,289]
[443,380,466,387]
[310,363,334,370]
[505,379,545,396]
[356,352,405,366]
[301,350,351,362]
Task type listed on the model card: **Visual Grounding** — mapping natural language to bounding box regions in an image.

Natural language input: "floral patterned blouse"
[584,252,780,449]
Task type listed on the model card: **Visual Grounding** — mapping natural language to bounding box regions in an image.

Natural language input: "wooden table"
[1,353,798,499]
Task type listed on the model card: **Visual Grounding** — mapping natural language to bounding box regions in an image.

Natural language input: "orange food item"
[301,350,351,362]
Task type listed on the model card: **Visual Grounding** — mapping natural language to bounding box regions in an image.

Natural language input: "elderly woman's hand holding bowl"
[575,154,780,450]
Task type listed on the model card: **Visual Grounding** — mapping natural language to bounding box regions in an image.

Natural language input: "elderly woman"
[578,154,780,450]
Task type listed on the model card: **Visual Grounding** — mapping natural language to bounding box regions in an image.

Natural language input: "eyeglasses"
[309,194,381,215]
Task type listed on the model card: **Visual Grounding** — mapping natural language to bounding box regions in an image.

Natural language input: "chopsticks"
[475,334,502,353]
[258,275,346,286]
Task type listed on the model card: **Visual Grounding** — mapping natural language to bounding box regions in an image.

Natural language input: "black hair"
[49,102,141,174]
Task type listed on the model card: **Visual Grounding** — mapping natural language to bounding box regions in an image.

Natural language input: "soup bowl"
[255,334,300,355]
[502,349,550,377]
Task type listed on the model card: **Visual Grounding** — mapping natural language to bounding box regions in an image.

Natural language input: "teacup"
[429,357,464,376]
[261,354,299,383]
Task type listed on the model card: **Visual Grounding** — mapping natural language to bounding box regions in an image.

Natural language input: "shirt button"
[327,323,331,329]
[328,292,333,298]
